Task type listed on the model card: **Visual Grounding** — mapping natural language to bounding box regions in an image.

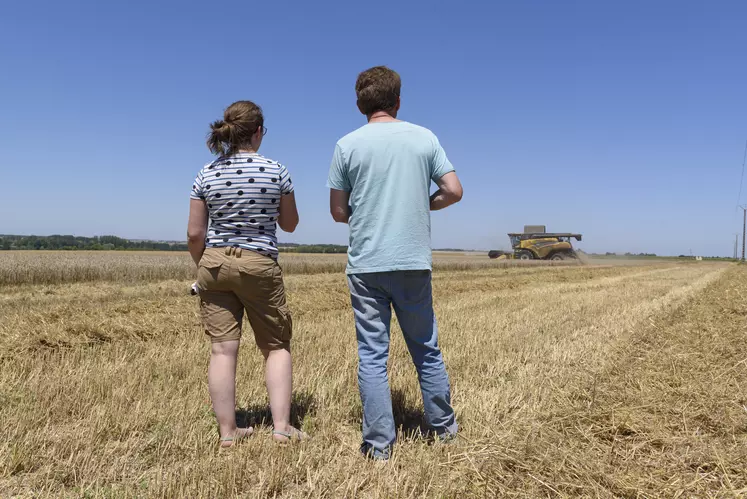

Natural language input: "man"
[327,66,463,460]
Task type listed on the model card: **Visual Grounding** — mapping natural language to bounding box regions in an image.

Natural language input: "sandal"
[272,427,308,444]
[219,427,254,448]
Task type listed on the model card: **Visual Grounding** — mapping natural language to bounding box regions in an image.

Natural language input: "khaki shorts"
[196,247,292,350]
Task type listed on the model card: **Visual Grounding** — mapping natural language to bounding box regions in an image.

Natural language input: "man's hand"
[430,172,463,211]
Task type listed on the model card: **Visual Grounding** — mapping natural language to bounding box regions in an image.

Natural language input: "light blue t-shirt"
[327,121,455,274]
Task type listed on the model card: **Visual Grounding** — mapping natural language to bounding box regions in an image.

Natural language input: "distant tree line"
[596,251,735,260]
[0,235,349,253]
[279,244,347,254]
[0,235,188,251]
[677,255,736,261]
[596,252,659,257]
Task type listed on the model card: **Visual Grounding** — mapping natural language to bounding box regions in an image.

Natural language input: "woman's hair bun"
[206,102,264,156]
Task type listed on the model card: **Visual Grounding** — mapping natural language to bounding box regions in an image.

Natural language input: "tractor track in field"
[437,264,725,314]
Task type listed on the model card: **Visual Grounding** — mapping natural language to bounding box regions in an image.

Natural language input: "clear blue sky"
[1,0,746,256]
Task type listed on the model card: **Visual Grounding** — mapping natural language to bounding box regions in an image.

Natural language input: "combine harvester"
[489,225,583,261]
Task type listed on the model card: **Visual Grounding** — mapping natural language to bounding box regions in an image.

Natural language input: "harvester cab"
[489,225,583,261]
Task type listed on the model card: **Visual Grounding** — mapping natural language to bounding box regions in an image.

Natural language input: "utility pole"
[742,206,746,262]
[735,234,739,260]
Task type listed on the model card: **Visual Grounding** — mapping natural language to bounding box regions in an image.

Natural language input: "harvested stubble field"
[1,252,745,497]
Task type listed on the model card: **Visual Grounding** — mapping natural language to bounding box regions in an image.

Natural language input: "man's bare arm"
[330,189,351,223]
[430,172,463,211]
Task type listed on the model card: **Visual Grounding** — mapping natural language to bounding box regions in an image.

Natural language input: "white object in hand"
[190,282,200,295]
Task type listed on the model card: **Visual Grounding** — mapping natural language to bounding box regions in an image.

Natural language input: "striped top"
[190,152,294,259]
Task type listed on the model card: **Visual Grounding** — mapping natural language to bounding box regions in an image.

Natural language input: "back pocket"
[237,251,275,278]
[197,250,225,290]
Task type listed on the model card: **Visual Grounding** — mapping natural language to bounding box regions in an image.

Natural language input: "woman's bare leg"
[262,348,307,441]
[262,348,292,432]
[209,339,250,440]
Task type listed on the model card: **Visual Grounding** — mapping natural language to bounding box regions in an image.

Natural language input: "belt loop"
[236,247,242,258]
[225,247,231,256]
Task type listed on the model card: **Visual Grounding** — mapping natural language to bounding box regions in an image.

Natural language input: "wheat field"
[0,252,745,497]
[0,251,581,286]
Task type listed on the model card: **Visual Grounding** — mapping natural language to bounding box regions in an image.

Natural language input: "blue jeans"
[347,270,457,460]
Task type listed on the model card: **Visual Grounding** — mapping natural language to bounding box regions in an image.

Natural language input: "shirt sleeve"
[327,143,351,191]
[430,135,455,182]
[190,169,206,200]
[279,164,294,195]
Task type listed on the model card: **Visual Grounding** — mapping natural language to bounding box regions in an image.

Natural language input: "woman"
[187,100,304,447]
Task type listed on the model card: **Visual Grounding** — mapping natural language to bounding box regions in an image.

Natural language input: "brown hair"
[207,101,264,156]
[355,66,401,116]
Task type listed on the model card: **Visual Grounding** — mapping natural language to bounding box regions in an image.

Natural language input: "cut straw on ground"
[0,254,743,497]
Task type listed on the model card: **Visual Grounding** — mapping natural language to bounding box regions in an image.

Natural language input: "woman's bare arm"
[187,198,208,266]
[278,192,299,233]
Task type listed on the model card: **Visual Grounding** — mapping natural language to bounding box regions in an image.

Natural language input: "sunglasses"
[260,125,268,137]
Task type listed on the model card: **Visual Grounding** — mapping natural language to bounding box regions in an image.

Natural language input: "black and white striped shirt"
[190,152,294,259]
